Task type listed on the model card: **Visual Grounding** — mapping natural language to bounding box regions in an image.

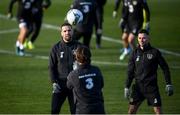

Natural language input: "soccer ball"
[66,9,83,25]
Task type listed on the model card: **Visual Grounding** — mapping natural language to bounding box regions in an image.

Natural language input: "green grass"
[0,0,180,114]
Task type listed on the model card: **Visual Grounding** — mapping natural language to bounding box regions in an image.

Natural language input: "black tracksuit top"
[67,64,105,114]
[126,44,171,89]
[49,40,82,84]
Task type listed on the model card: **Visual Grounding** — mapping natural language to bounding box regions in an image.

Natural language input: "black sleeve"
[157,50,172,85]
[48,46,59,83]
[125,51,135,88]
[114,0,121,11]
[142,0,150,22]
[8,0,17,13]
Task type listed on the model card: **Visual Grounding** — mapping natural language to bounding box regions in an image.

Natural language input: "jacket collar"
[138,43,152,52]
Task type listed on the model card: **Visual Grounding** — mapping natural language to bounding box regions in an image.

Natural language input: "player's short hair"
[60,22,72,30]
[138,29,149,35]
[75,46,91,64]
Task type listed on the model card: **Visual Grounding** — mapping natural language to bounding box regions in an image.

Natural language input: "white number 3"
[85,78,94,89]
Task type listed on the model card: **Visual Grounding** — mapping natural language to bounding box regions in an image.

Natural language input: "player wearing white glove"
[124,30,173,114]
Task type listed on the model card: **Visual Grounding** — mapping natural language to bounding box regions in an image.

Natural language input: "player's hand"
[124,88,130,99]
[112,11,117,18]
[118,18,126,29]
[7,13,13,19]
[52,83,61,93]
[143,22,150,32]
[165,84,173,96]
[97,28,102,35]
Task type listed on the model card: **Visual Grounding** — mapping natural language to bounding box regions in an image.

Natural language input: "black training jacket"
[126,44,171,89]
[49,40,82,85]
[67,64,105,114]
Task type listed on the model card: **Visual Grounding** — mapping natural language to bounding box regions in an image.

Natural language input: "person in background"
[67,45,105,114]
[7,0,51,50]
[70,0,99,48]
[13,0,34,56]
[49,22,82,114]
[23,0,51,49]
[112,0,150,60]
[124,29,173,114]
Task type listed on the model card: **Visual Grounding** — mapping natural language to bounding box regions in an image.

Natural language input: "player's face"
[138,33,149,47]
[61,25,73,43]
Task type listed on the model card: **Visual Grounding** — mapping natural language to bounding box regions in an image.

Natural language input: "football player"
[14,0,35,56]
[124,29,173,114]
[70,0,99,48]
[8,0,51,50]
[49,23,83,114]
[112,0,150,60]
[67,45,105,114]
[24,0,51,49]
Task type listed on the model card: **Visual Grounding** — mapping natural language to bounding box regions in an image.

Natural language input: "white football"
[66,9,83,25]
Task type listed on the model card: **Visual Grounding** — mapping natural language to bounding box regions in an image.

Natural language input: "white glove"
[7,13,13,19]
[165,84,173,96]
[52,83,61,93]
[124,88,130,99]
[112,11,117,18]
[118,18,126,29]
[97,28,102,35]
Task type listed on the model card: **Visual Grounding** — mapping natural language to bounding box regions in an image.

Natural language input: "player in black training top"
[124,29,173,114]
[49,23,82,114]
[7,0,51,50]
[24,0,51,49]
[13,0,35,56]
[70,0,100,48]
[67,45,105,114]
[112,0,150,60]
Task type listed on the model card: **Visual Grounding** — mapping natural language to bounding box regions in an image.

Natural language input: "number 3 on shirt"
[85,78,94,89]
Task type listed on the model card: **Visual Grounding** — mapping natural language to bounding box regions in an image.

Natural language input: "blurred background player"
[67,46,105,114]
[124,29,173,114]
[24,0,51,50]
[112,0,150,60]
[12,0,35,56]
[7,0,51,50]
[70,0,100,48]
[49,23,82,114]
[94,0,107,49]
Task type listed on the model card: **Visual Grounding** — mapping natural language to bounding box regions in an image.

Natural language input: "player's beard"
[64,35,72,42]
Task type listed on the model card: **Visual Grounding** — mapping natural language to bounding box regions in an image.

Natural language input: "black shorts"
[18,17,32,29]
[123,21,142,36]
[129,84,162,107]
